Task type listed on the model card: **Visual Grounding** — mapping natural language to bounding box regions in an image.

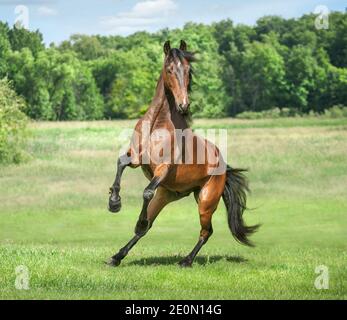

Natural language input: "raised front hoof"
[105,257,122,267]
[178,258,193,268]
[108,197,122,213]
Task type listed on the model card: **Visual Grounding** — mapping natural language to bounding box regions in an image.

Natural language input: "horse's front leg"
[108,153,132,213]
[107,165,170,266]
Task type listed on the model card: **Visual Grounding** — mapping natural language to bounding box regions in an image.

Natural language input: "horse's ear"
[180,40,187,51]
[164,40,171,56]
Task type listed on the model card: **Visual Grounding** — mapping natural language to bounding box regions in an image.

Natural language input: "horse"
[107,40,259,267]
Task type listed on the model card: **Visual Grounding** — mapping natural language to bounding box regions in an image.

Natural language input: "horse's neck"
[144,74,189,132]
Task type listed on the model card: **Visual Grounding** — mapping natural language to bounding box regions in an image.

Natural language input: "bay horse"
[107,40,259,267]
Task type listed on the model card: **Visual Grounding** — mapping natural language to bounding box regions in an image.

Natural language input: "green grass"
[0,117,346,299]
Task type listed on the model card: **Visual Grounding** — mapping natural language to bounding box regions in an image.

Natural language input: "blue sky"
[0,0,346,44]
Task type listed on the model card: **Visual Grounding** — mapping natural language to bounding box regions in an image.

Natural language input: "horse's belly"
[162,164,209,193]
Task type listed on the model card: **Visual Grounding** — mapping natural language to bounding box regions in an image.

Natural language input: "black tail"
[222,166,260,246]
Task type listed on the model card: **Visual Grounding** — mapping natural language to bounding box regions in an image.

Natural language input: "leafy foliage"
[0,79,28,164]
[0,11,346,120]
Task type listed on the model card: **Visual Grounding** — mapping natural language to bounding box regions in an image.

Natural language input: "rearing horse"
[107,40,259,267]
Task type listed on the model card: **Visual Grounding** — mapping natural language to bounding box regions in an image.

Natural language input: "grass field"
[0,117,346,299]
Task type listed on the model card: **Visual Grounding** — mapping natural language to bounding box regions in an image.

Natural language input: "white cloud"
[37,6,58,17]
[100,0,177,34]
[129,0,177,17]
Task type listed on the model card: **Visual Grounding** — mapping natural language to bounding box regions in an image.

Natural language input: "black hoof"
[178,258,193,268]
[105,257,121,267]
[108,196,122,213]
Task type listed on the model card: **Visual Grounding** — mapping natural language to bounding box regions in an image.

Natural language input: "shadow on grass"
[127,255,247,266]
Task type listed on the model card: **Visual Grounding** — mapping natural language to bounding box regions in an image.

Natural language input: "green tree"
[0,22,11,78]
[46,49,103,120]
[237,41,286,112]
[255,15,289,38]
[8,26,44,57]
[0,79,28,164]
[7,48,103,120]
[108,46,162,118]
[65,34,105,60]
[329,13,347,67]
[6,48,53,119]
[2,11,347,120]
[285,46,322,112]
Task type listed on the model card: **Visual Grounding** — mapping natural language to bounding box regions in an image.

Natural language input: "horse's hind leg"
[178,203,215,268]
[179,175,225,267]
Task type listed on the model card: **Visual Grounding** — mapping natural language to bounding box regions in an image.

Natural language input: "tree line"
[0,11,346,120]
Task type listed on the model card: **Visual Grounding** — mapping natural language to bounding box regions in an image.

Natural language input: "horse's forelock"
[167,48,196,63]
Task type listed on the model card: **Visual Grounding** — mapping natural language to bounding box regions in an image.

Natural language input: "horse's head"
[162,40,195,115]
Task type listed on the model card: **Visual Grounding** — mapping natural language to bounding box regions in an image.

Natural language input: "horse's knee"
[143,188,155,201]
[135,219,151,236]
[119,154,131,166]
